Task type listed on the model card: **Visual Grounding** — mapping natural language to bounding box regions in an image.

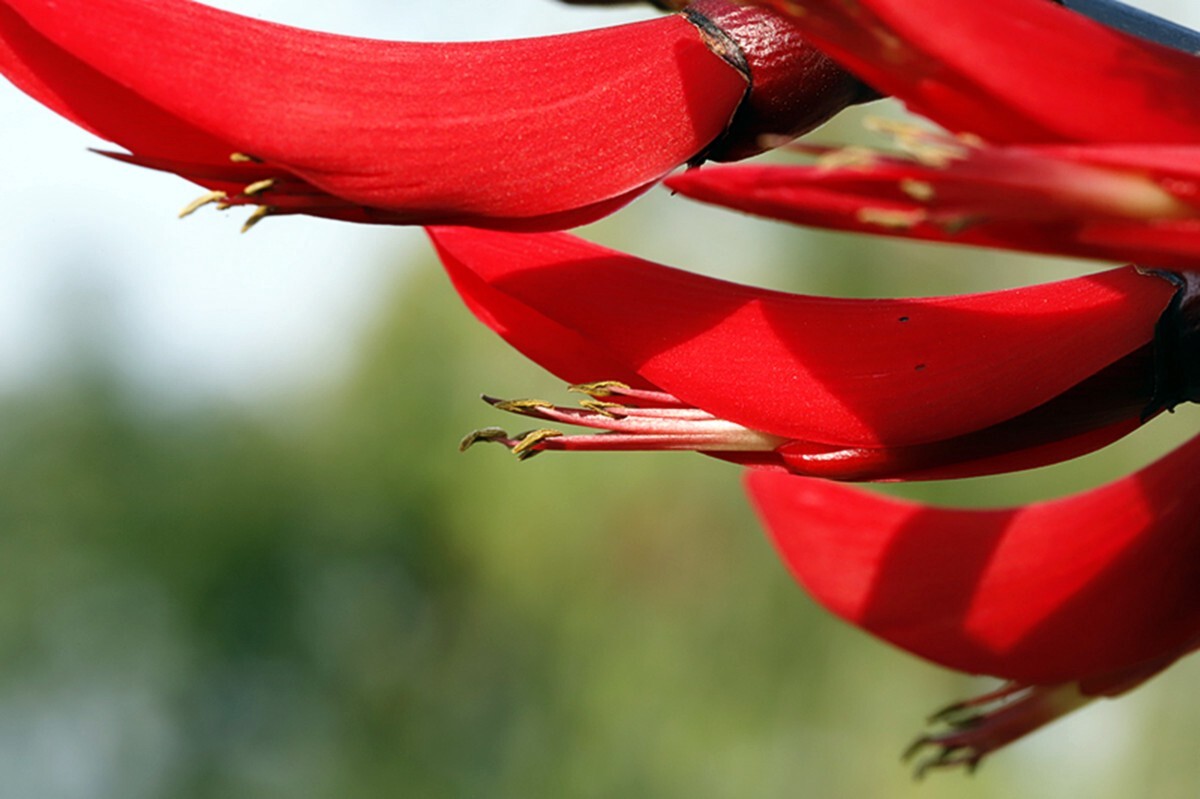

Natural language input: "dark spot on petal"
[898,316,910,323]
[915,363,926,371]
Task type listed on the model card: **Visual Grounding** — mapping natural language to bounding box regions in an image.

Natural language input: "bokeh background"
[4,1,1200,797]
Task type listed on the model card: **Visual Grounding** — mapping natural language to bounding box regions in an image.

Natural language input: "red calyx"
[685,0,878,162]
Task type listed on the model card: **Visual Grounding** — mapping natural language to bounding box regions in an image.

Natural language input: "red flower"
[659,1,1200,280]
[668,134,1200,270]
[662,0,1200,771]
[747,434,1200,773]
[664,0,1200,273]
[749,0,1200,144]
[430,225,1175,480]
[0,0,868,231]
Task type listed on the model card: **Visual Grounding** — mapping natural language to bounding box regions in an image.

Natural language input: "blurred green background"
[6,6,1200,799]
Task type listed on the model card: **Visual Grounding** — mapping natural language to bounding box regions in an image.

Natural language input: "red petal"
[747,434,1200,685]
[430,229,651,389]
[669,144,1200,269]
[751,0,1200,143]
[0,3,231,161]
[776,344,1153,480]
[427,227,1173,447]
[1,0,746,228]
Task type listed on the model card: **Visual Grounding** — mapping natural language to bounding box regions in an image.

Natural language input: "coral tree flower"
[747,436,1200,773]
[666,0,1200,268]
[0,0,870,231]
[669,133,1200,272]
[749,0,1200,145]
[430,226,1176,480]
[666,0,1200,771]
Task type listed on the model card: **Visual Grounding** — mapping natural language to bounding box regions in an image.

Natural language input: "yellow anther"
[568,381,630,397]
[863,116,933,139]
[512,429,563,459]
[814,146,881,172]
[863,116,967,167]
[900,179,936,203]
[493,399,555,414]
[240,205,274,233]
[178,190,228,219]
[857,207,927,229]
[578,399,623,418]
[243,178,276,197]
[907,142,968,169]
[229,152,261,163]
[459,427,509,452]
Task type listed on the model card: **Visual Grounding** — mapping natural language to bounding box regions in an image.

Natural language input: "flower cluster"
[5,0,1200,776]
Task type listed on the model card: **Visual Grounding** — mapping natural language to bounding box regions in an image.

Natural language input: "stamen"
[568,380,631,397]
[814,146,883,172]
[489,398,556,414]
[465,383,789,460]
[243,178,276,196]
[903,682,1092,778]
[511,429,563,459]
[240,205,275,233]
[229,152,262,163]
[899,178,936,202]
[858,207,927,229]
[863,117,970,167]
[578,399,622,417]
[568,381,688,406]
[459,427,510,452]
[178,190,228,219]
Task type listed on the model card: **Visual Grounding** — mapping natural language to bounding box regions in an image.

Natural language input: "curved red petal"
[0,3,232,161]
[1,0,747,228]
[747,433,1200,685]
[776,344,1153,480]
[752,0,1200,143]
[429,228,651,389]
[427,227,1173,447]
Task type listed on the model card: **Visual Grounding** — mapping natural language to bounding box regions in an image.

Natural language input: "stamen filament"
[466,383,789,460]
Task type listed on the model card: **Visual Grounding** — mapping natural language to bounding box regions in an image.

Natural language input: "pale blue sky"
[0,0,652,405]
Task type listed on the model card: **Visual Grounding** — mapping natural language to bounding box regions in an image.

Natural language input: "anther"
[178,190,228,219]
[490,398,555,415]
[511,429,563,458]
[857,207,927,229]
[568,381,631,397]
[240,205,274,233]
[459,427,509,452]
[815,146,881,171]
[578,399,623,417]
[900,179,936,202]
[864,117,969,167]
[243,178,276,196]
